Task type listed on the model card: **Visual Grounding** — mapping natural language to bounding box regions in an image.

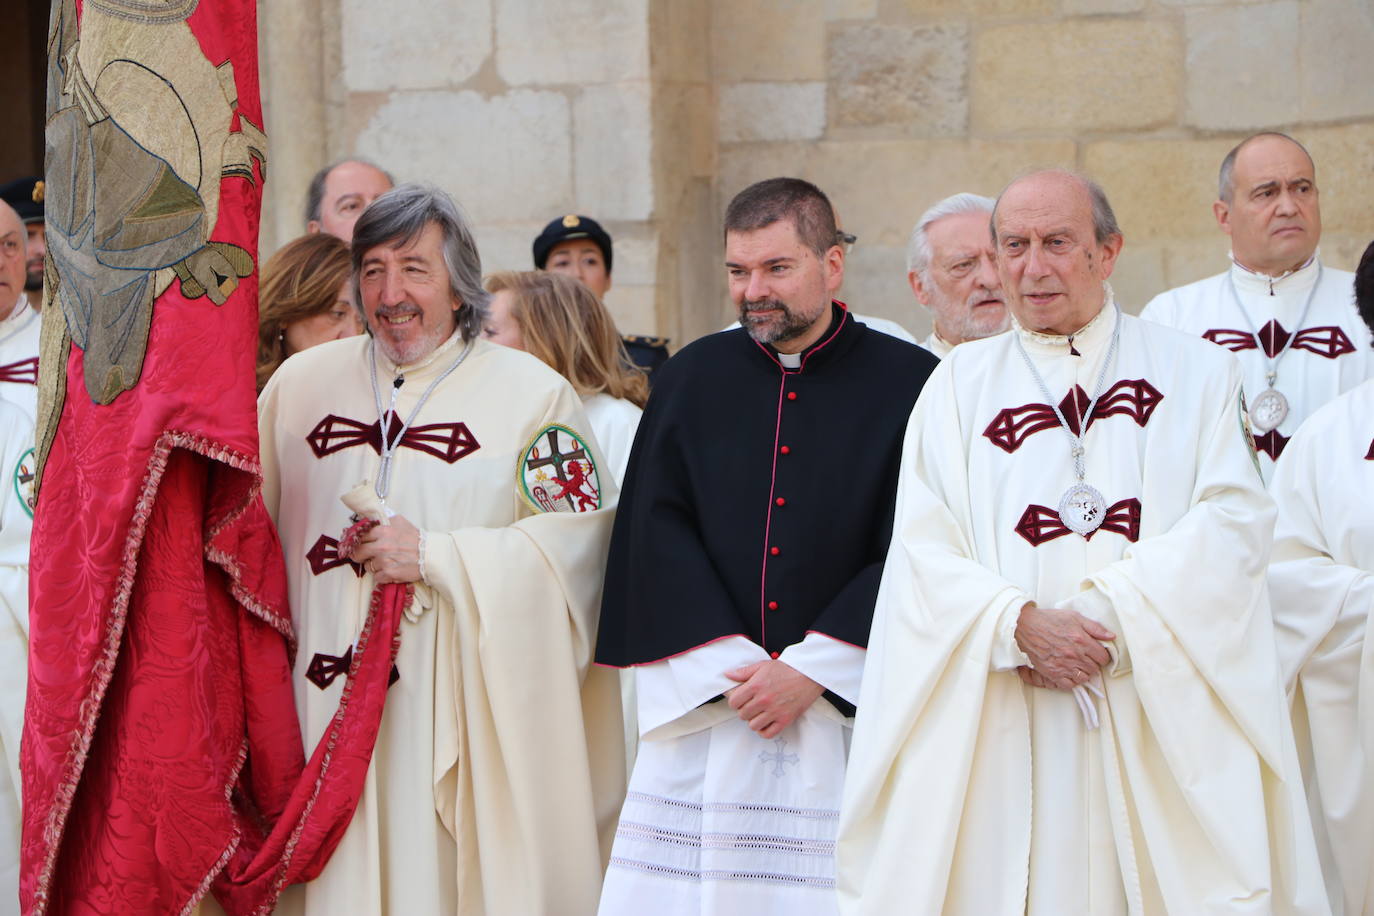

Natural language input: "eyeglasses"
[836,231,857,255]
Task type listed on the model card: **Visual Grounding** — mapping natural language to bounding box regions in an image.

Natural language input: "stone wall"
[261,0,1374,347]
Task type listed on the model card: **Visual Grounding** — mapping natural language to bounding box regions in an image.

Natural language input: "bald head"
[1214,133,1320,276]
[305,159,394,240]
[991,170,1123,336]
[0,201,26,319]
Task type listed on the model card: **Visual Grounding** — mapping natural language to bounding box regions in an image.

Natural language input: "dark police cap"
[532,214,613,274]
[0,177,44,224]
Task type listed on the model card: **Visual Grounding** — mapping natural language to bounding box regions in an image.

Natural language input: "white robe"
[582,392,641,488]
[1140,256,1372,483]
[840,303,1328,915]
[0,295,41,422]
[598,632,864,916]
[1269,379,1374,916]
[919,331,953,359]
[260,332,625,916]
[0,398,34,915]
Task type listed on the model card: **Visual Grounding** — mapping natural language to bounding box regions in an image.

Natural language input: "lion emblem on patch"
[518,424,601,514]
[13,447,35,518]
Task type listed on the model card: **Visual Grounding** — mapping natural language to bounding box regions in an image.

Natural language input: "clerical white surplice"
[839,304,1328,915]
[1269,378,1374,916]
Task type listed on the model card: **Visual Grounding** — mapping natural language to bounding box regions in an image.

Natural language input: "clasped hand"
[350,515,423,585]
[1014,602,1114,691]
[724,660,824,739]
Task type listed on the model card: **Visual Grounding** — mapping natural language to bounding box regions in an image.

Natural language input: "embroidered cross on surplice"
[758,737,800,777]
[984,379,1163,454]
[1204,321,1355,360]
[1015,498,1142,546]
[306,534,364,577]
[1254,429,1290,462]
[307,413,480,462]
[0,357,38,385]
[305,645,400,690]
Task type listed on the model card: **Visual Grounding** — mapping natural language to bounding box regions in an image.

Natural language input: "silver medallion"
[1059,483,1107,536]
[1249,388,1289,433]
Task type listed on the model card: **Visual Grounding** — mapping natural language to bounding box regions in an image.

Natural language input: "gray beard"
[739,298,814,346]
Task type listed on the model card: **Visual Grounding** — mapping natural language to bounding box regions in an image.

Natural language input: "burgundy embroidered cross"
[984,379,1163,454]
[1015,498,1141,546]
[1203,321,1355,360]
[307,413,480,462]
[1254,429,1290,462]
[0,357,38,385]
[305,645,400,690]
[1365,437,1374,461]
[306,534,364,577]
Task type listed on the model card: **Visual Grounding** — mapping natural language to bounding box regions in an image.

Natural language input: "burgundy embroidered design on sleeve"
[984,379,1163,454]
[1254,429,1290,461]
[306,414,481,462]
[0,357,39,385]
[306,646,400,690]
[305,534,364,577]
[1015,498,1142,546]
[1204,321,1355,360]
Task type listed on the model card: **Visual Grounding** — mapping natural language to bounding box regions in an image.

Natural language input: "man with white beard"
[1140,132,1372,479]
[905,193,1009,357]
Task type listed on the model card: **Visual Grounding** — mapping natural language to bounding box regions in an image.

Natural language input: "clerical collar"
[758,302,848,372]
[375,326,467,378]
[777,352,802,369]
[1013,293,1117,356]
[1229,250,1320,297]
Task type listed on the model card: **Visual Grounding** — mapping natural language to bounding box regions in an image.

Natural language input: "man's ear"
[307,220,322,234]
[909,270,931,307]
[1213,199,1232,238]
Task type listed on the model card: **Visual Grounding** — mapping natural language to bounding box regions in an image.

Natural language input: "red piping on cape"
[751,304,850,651]
[594,632,753,669]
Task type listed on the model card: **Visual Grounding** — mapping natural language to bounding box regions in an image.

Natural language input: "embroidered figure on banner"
[519,424,602,514]
[758,737,800,778]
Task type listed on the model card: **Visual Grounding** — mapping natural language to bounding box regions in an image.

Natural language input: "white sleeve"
[777,631,866,706]
[635,636,769,736]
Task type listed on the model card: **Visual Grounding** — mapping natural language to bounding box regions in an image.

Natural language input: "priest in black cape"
[594,177,938,915]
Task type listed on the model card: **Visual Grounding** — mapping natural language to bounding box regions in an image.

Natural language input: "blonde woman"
[256,233,362,391]
[483,270,648,485]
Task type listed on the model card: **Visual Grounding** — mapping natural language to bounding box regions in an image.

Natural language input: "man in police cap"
[0,178,45,295]
[533,213,670,381]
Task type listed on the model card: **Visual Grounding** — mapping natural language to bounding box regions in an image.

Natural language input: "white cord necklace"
[1226,263,1322,433]
[1013,302,1123,536]
[367,336,474,509]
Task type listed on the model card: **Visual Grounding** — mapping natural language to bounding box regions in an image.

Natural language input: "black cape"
[596,304,938,711]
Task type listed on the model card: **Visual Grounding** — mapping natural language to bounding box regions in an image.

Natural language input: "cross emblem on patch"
[519,424,601,514]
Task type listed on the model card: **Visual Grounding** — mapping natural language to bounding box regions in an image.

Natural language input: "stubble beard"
[370,304,454,366]
[934,287,1009,344]
[739,297,819,347]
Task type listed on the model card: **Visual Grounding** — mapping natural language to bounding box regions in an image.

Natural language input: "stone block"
[1302,122,1374,236]
[973,20,1180,133]
[827,0,878,19]
[496,0,649,85]
[719,82,827,143]
[342,0,490,91]
[1300,2,1374,123]
[654,84,716,179]
[607,231,660,288]
[897,0,1055,19]
[473,222,545,275]
[712,0,827,81]
[573,83,654,221]
[828,23,968,135]
[836,243,927,338]
[651,0,711,83]
[355,89,572,225]
[1162,236,1230,292]
[1083,138,1241,239]
[604,284,659,335]
[1184,2,1299,130]
[1061,0,1144,13]
[1107,243,1166,313]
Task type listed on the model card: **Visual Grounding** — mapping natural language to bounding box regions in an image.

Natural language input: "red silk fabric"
[23,2,401,913]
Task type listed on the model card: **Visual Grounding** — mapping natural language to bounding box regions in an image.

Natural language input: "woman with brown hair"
[256,233,362,390]
[483,270,648,485]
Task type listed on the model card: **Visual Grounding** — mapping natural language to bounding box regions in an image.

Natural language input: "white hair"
[905,192,996,276]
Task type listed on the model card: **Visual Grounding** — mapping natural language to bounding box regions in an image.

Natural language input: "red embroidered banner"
[24,2,400,913]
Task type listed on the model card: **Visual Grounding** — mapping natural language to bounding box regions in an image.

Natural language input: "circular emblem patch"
[561,214,581,228]
[518,424,601,514]
[13,446,35,518]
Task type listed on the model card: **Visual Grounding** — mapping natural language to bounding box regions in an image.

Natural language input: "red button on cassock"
[770,546,780,556]
[780,445,790,454]
[770,651,780,659]
[768,601,779,611]
[787,392,797,401]
[775,497,786,507]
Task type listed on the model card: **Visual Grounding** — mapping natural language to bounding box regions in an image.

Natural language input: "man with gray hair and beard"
[596,177,937,915]
[260,184,625,914]
[906,192,1009,357]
